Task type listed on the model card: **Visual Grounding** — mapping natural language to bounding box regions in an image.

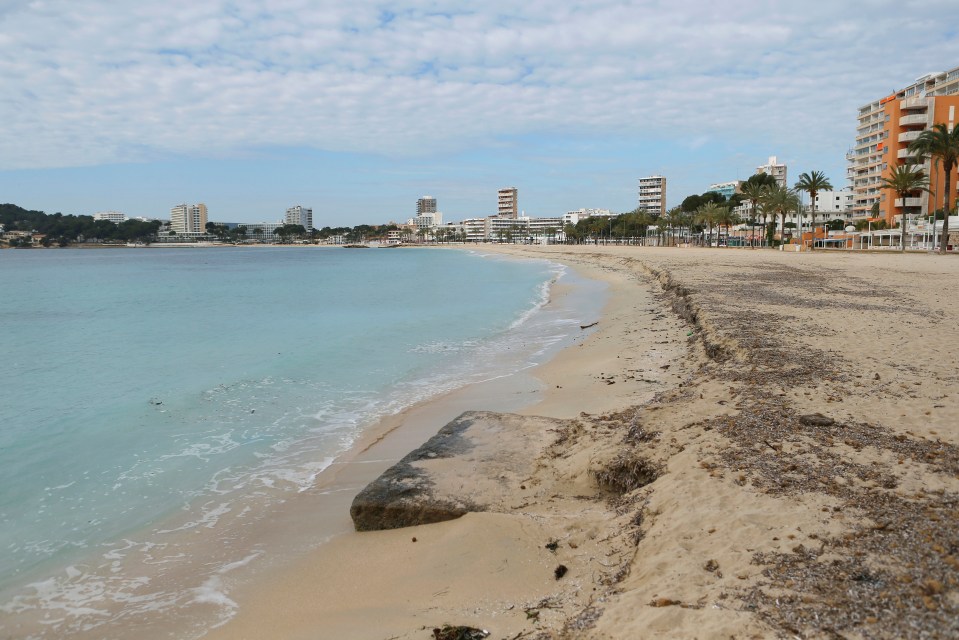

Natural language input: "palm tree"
[632,211,653,245]
[715,207,739,246]
[909,123,959,253]
[695,202,724,246]
[740,181,768,248]
[761,185,801,247]
[665,207,684,246]
[795,171,833,250]
[757,200,773,247]
[879,164,930,251]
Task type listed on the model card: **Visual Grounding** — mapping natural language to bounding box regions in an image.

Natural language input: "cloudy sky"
[2,0,959,225]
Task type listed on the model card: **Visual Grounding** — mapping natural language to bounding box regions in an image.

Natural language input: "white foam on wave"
[190,551,263,628]
[0,563,174,636]
[155,501,232,534]
[509,263,567,330]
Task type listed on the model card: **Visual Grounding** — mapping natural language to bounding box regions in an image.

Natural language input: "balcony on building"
[898,130,922,143]
[899,114,928,127]
[897,148,920,160]
[894,197,924,208]
[900,96,929,110]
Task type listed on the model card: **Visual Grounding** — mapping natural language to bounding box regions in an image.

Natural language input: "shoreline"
[205,245,959,640]
[201,246,694,640]
[10,245,957,638]
[0,248,603,638]
[0,248,611,640]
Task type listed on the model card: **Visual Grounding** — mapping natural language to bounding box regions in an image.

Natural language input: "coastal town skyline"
[3,2,959,225]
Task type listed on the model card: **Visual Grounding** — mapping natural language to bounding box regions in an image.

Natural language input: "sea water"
[0,246,603,637]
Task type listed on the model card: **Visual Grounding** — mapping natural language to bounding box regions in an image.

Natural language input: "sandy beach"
[205,245,959,640]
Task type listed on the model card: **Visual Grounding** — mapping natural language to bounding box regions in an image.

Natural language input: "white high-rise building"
[170,203,208,234]
[638,176,666,216]
[497,187,518,218]
[285,205,313,230]
[756,156,788,188]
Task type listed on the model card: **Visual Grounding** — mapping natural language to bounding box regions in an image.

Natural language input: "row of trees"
[0,203,404,246]
[8,121,958,252]
[667,122,959,254]
[558,170,847,249]
[736,171,833,250]
[649,121,959,255]
[906,123,959,254]
[1,204,162,245]
[560,173,792,247]
[198,222,407,244]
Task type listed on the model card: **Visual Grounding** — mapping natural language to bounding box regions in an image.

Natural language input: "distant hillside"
[1,203,160,245]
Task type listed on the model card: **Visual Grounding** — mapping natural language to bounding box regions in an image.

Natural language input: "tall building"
[497,187,518,218]
[417,196,437,215]
[170,203,208,234]
[756,156,787,188]
[637,176,666,216]
[285,205,313,230]
[850,67,959,224]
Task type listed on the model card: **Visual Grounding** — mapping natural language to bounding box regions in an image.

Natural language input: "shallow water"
[0,246,605,638]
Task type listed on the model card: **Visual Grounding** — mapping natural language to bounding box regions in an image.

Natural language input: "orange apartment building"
[850,67,959,226]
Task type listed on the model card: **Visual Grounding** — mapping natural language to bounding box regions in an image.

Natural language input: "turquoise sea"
[0,246,603,637]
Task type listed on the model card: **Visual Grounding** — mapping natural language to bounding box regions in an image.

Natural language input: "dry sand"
[205,245,959,640]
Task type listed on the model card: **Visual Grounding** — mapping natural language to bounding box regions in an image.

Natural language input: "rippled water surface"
[0,246,601,636]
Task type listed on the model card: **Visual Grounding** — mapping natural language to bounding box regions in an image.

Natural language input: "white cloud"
[2,0,959,170]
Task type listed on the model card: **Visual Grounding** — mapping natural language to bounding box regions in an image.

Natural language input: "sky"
[2,0,959,226]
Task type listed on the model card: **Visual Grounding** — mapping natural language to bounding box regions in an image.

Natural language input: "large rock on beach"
[350,411,564,531]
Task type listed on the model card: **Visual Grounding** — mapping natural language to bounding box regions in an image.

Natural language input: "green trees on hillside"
[1,204,161,245]
[0,203,407,246]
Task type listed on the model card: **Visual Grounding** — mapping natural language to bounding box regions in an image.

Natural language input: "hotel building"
[412,211,443,231]
[497,187,518,218]
[564,208,613,226]
[850,67,959,225]
[285,205,313,230]
[708,181,741,201]
[416,196,437,215]
[92,211,126,224]
[170,203,208,234]
[637,176,666,216]
[756,156,787,188]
